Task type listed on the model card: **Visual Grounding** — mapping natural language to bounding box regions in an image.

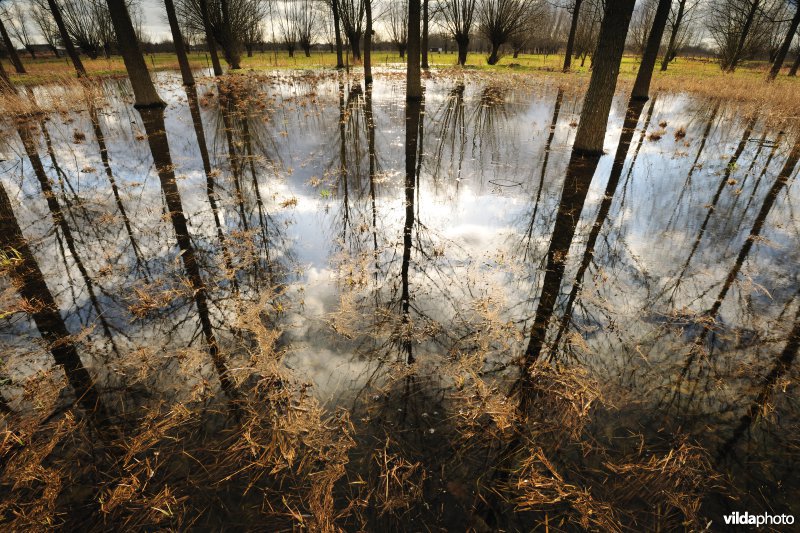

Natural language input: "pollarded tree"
[388,0,409,58]
[438,0,477,66]
[338,0,364,60]
[477,0,537,65]
[278,1,300,56]
[297,0,318,57]
[179,0,265,69]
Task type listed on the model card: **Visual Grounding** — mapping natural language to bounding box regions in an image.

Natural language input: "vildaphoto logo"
[723,512,795,527]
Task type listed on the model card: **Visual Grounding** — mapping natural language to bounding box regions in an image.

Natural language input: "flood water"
[1,71,799,529]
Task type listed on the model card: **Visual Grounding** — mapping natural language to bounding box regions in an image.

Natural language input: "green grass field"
[4,49,787,86]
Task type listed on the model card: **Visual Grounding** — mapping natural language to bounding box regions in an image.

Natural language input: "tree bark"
[48,0,86,77]
[456,34,469,65]
[164,0,195,86]
[0,16,25,73]
[661,0,686,71]
[421,0,429,69]
[105,0,163,108]
[365,0,373,83]
[0,57,12,91]
[563,0,583,72]
[572,0,636,155]
[332,0,345,68]
[487,42,501,65]
[630,0,671,101]
[767,3,800,80]
[199,0,223,76]
[407,0,422,100]
[789,52,800,76]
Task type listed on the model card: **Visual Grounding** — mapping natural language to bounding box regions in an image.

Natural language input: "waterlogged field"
[0,70,798,530]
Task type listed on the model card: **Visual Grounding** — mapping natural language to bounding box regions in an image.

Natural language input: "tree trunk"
[26,46,36,59]
[631,0,671,101]
[572,0,636,154]
[407,0,422,100]
[199,0,223,75]
[456,34,468,65]
[563,0,583,72]
[767,3,800,80]
[219,0,241,68]
[50,44,61,58]
[661,0,686,71]
[789,52,800,76]
[303,44,311,57]
[247,44,253,57]
[487,42,501,65]
[421,0,429,69]
[365,0,373,83]
[0,57,11,91]
[164,0,195,86]
[105,0,164,108]
[0,17,25,73]
[726,0,761,72]
[399,45,406,59]
[332,0,344,68]
[47,0,86,77]
[349,32,361,60]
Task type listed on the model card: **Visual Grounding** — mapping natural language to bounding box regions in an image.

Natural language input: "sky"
[141,0,172,42]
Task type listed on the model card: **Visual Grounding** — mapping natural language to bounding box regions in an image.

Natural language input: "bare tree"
[58,0,104,59]
[437,0,476,66]
[327,0,344,67]
[573,0,636,154]
[338,0,364,59]
[407,0,422,99]
[628,0,658,55]
[164,0,195,86]
[0,4,25,73]
[297,0,318,57]
[477,0,534,65]
[572,0,603,67]
[179,0,264,69]
[278,1,299,56]
[661,0,701,70]
[3,1,37,59]
[31,1,62,57]
[364,0,372,81]
[767,0,800,79]
[105,0,163,107]
[707,0,777,71]
[562,0,583,71]
[388,0,409,57]
[631,0,671,101]
[46,0,87,76]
